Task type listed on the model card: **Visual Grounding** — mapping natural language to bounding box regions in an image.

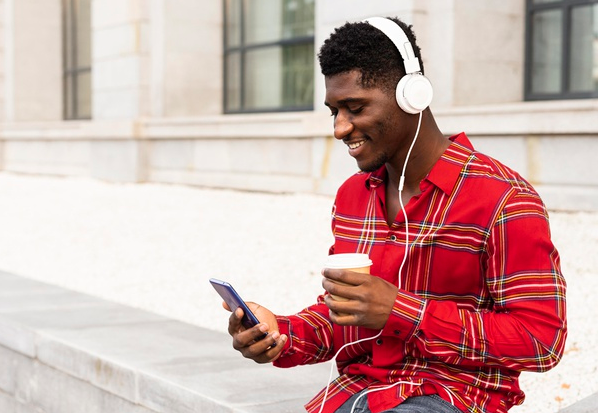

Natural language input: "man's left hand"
[322,268,397,329]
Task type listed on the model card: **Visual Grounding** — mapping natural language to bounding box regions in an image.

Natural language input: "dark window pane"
[569,4,598,93]
[225,0,314,112]
[245,46,282,109]
[282,0,315,38]
[225,52,241,111]
[63,0,92,119]
[76,0,91,67]
[282,43,314,107]
[76,70,92,119]
[65,75,75,119]
[244,0,282,45]
[531,9,562,94]
[225,0,241,48]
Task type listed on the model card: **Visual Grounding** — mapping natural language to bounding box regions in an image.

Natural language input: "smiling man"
[224,17,567,413]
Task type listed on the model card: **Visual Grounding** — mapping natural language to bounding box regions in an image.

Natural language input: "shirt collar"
[366,132,474,195]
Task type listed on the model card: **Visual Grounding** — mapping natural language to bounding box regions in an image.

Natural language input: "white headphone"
[363,17,433,114]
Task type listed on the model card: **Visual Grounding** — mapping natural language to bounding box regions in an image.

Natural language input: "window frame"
[62,0,92,120]
[525,0,598,101]
[222,0,315,114]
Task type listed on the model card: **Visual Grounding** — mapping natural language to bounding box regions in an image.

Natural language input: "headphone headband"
[364,17,421,74]
[362,16,433,114]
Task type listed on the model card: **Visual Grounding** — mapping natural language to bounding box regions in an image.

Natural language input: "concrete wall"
[3,0,62,122]
[162,0,222,117]
[92,0,150,120]
[0,0,5,123]
[0,0,596,211]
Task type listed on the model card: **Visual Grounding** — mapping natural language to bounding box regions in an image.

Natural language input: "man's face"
[324,70,409,172]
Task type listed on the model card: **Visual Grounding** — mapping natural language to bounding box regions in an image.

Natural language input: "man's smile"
[347,140,366,149]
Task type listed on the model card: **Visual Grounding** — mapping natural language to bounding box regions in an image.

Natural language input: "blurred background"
[0,1,597,412]
[0,0,596,210]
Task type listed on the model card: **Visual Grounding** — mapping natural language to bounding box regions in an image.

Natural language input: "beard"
[357,151,388,173]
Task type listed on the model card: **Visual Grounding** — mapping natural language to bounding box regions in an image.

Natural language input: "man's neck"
[386,113,449,195]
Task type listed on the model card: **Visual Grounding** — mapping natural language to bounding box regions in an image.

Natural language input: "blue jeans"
[335,391,462,413]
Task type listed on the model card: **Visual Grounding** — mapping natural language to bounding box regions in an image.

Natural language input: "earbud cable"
[317,112,424,413]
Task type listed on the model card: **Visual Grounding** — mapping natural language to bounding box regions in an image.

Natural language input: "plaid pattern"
[274,133,567,413]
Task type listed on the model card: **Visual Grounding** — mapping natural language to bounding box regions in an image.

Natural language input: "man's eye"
[348,107,363,114]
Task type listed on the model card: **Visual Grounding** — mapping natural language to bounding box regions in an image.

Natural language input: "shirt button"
[376,339,383,345]
[393,330,400,335]
[390,235,397,242]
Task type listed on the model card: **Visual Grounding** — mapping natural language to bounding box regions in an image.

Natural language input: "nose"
[333,111,354,140]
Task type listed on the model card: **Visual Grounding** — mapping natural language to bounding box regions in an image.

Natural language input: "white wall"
[92,0,150,120]
[161,0,222,117]
[6,0,62,121]
[0,0,6,123]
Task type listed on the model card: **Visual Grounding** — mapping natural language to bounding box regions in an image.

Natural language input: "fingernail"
[259,324,269,333]
[271,331,280,340]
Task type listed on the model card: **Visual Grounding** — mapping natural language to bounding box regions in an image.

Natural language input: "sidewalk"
[0,269,329,412]
[0,172,596,412]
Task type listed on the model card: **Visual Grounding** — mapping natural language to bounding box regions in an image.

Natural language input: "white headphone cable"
[316,330,383,413]
[317,112,423,413]
[396,110,422,290]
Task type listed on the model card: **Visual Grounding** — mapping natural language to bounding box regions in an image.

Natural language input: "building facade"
[0,0,596,210]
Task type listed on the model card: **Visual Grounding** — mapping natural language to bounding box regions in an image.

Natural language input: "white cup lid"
[325,253,372,269]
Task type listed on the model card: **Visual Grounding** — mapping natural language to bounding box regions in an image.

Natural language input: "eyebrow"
[324,97,366,107]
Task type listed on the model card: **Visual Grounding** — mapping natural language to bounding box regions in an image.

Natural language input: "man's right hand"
[224,301,287,363]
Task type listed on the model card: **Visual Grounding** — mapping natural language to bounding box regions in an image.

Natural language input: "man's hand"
[322,269,397,329]
[224,301,287,363]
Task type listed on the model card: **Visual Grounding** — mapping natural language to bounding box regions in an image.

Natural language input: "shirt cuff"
[382,289,427,341]
[274,315,293,356]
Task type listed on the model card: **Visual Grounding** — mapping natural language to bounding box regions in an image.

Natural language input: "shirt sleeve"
[273,295,336,368]
[382,191,567,372]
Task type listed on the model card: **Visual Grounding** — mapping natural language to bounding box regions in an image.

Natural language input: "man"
[224,17,567,413]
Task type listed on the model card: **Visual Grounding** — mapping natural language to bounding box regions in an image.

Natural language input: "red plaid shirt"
[274,133,567,413]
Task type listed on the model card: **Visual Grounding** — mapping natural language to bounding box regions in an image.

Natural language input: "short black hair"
[318,17,424,94]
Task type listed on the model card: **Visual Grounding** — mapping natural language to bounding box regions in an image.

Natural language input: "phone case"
[209,278,262,329]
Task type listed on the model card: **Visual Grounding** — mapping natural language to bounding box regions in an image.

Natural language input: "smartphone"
[209,278,267,340]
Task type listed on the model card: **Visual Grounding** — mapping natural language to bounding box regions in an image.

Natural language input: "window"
[525,0,598,100]
[223,0,315,113]
[63,0,92,119]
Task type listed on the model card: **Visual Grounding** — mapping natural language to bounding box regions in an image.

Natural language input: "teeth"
[348,141,364,149]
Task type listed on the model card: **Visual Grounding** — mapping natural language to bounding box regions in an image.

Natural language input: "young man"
[225,17,567,413]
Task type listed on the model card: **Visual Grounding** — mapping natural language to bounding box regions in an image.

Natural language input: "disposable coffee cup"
[324,253,372,301]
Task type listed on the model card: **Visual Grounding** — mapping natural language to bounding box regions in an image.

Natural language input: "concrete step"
[0,270,328,413]
[558,392,598,413]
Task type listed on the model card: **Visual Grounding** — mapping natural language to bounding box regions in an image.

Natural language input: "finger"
[324,294,366,326]
[222,301,232,311]
[227,307,244,336]
[323,294,356,316]
[322,268,366,286]
[232,323,269,350]
[328,307,358,326]
[237,327,274,357]
[247,333,288,364]
[322,278,356,301]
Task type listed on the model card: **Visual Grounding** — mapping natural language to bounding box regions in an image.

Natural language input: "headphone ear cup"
[396,74,433,114]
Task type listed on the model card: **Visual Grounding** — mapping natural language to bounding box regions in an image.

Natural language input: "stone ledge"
[0,270,327,413]
[558,392,598,413]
